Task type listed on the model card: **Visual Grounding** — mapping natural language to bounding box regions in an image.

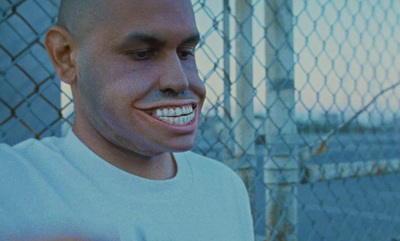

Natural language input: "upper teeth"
[156,105,194,117]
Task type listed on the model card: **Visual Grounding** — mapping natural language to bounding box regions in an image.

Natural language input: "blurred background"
[1,0,400,240]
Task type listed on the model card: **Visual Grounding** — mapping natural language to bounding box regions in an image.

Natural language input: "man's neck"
[72,123,177,180]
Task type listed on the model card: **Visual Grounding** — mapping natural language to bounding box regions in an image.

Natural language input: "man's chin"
[164,140,196,153]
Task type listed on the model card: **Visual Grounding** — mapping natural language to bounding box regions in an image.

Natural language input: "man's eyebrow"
[181,33,200,45]
[119,32,200,47]
[121,33,167,46]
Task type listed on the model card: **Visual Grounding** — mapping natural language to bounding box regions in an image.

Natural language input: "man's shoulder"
[0,135,63,159]
[177,151,253,237]
[0,136,65,177]
[0,137,65,205]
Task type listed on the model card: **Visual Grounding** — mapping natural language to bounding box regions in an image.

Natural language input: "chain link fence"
[1,0,400,240]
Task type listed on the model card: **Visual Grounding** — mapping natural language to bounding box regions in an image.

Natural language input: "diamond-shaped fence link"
[1,0,400,240]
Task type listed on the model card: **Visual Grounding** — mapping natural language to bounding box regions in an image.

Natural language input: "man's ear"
[45,26,78,85]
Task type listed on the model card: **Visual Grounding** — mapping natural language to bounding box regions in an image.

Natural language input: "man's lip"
[134,102,199,131]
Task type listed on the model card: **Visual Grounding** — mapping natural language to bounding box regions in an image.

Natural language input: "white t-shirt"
[0,130,254,241]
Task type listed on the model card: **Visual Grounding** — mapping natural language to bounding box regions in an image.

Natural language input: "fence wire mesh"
[1,0,400,240]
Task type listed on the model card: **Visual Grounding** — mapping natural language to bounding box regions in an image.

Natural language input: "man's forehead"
[103,0,194,15]
[59,0,196,32]
[59,0,198,47]
[99,0,197,32]
[102,0,198,44]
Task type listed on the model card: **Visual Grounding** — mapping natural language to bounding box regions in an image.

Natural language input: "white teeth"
[175,117,182,125]
[163,109,169,116]
[175,107,182,116]
[155,105,194,117]
[153,105,195,125]
[158,112,195,126]
[182,106,188,114]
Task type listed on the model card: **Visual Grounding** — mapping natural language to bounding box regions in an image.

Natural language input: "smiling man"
[0,0,254,240]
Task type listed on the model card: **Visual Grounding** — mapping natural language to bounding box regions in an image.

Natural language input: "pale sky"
[192,0,400,126]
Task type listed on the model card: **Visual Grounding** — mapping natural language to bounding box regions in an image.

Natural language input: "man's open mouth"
[150,104,196,126]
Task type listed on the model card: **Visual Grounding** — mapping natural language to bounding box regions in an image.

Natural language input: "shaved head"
[57,0,196,43]
[57,0,108,41]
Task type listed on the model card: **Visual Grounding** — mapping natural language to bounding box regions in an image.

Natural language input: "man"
[0,0,254,240]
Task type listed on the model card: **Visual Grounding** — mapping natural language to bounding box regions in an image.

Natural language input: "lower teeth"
[160,113,194,125]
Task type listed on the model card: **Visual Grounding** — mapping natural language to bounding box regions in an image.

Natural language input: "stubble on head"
[57,0,111,43]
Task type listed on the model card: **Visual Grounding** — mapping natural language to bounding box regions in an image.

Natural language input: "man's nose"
[158,54,189,95]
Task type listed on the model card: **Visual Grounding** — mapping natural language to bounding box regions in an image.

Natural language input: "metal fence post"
[264,0,298,240]
[234,0,256,193]
[222,0,234,160]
